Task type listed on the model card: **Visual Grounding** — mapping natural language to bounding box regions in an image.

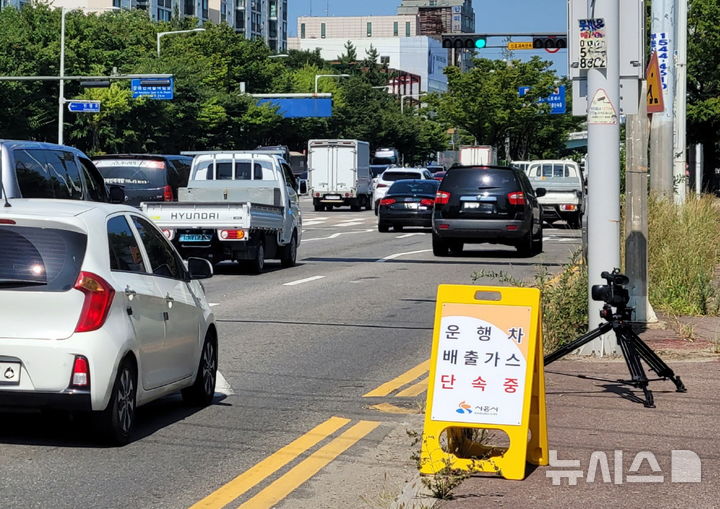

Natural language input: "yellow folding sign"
[420,285,548,481]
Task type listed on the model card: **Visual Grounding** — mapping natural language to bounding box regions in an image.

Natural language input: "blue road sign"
[256,98,333,118]
[518,85,567,114]
[67,101,101,113]
[131,78,174,100]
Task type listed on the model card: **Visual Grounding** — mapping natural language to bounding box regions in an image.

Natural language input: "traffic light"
[532,36,567,49]
[442,34,487,50]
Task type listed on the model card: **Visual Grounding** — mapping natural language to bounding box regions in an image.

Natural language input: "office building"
[297,14,418,40]
[397,0,475,35]
[289,35,449,93]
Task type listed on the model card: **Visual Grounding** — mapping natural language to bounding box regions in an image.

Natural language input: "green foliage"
[432,57,582,161]
[0,5,447,162]
[648,195,720,316]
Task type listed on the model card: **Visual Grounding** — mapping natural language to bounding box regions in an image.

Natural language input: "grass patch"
[648,194,720,316]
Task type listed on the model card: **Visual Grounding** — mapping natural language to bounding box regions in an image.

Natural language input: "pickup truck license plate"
[325,195,341,200]
[179,234,212,242]
[0,362,21,385]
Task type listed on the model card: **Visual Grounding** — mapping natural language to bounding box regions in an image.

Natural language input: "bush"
[473,251,588,353]
[648,194,720,315]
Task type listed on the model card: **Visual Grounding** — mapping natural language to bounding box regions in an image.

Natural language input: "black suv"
[432,166,546,257]
[92,154,192,207]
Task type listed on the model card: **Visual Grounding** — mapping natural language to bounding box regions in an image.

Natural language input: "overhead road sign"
[646,51,665,113]
[131,77,174,100]
[507,42,534,50]
[67,100,100,113]
[518,86,567,114]
[256,98,333,118]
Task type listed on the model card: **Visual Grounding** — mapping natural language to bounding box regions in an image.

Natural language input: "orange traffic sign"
[646,51,664,113]
[507,42,534,50]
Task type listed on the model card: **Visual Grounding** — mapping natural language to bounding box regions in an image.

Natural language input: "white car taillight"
[74,272,115,333]
[70,355,90,388]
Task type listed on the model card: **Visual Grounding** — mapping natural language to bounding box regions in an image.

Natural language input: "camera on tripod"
[591,269,630,308]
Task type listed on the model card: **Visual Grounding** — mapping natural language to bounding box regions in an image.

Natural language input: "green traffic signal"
[474,38,487,49]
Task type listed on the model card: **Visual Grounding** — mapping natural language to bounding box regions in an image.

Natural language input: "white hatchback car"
[0,199,217,444]
[373,168,433,214]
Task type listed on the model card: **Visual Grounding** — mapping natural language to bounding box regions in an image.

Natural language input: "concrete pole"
[649,0,675,196]
[58,8,67,145]
[672,0,687,203]
[624,81,650,322]
[580,0,621,356]
[695,143,703,194]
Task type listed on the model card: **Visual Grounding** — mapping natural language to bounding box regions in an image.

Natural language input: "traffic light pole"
[579,0,621,356]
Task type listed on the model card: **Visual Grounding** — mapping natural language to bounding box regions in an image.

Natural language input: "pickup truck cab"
[526,159,584,229]
[141,152,301,273]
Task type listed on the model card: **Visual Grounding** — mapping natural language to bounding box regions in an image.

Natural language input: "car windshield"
[95,159,167,188]
[0,225,87,292]
[388,180,439,195]
[382,171,423,182]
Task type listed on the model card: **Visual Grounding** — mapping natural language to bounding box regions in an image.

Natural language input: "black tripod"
[544,272,687,408]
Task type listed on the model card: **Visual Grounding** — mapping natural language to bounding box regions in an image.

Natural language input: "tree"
[432,57,581,161]
[687,0,720,190]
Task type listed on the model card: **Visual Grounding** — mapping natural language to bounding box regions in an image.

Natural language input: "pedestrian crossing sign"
[646,52,665,114]
[420,285,548,480]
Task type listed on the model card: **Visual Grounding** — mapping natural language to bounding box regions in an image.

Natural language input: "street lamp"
[400,92,427,114]
[156,28,206,58]
[314,74,350,94]
[58,6,119,145]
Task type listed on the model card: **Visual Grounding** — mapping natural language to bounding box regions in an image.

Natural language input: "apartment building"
[0,0,287,51]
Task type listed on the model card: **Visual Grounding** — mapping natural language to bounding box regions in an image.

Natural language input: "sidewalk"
[435,316,720,509]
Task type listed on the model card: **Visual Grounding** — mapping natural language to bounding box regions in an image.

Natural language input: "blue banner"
[518,85,566,114]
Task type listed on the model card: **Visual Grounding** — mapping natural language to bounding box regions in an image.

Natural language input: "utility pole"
[649,0,675,196]
[579,0,621,356]
[672,0,688,203]
[58,7,67,145]
[625,81,650,322]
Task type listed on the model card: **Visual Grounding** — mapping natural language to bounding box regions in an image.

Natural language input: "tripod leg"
[621,328,687,393]
[545,322,614,365]
[616,329,655,408]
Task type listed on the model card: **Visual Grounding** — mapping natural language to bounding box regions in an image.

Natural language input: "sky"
[288,0,568,74]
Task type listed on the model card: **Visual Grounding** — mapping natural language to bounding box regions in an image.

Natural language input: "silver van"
[0,140,114,202]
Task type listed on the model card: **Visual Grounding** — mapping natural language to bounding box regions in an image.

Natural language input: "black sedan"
[377,179,440,232]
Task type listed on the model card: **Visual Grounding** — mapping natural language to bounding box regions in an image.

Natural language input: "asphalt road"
[0,199,581,508]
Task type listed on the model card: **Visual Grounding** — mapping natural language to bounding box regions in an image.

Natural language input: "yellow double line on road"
[191,417,379,509]
[363,359,430,398]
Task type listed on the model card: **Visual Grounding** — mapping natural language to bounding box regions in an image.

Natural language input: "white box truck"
[308,139,372,212]
[459,146,498,166]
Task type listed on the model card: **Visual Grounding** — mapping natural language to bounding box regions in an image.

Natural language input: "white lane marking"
[209,303,220,307]
[376,249,432,263]
[303,229,374,242]
[543,237,551,242]
[283,275,326,286]
[303,221,329,226]
[396,233,426,239]
[215,371,234,396]
[560,238,577,242]
[336,221,365,227]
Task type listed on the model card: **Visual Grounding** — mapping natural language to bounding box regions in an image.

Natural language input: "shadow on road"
[0,393,227,448]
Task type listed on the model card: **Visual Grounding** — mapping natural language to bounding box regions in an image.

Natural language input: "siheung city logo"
[546,449,702,485]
